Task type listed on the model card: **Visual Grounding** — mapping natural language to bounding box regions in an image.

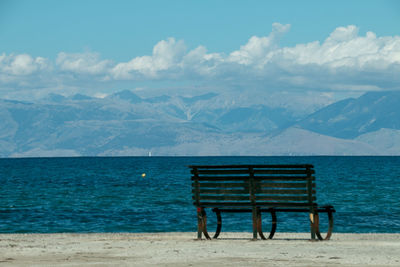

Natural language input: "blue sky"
[1,0,399,60]
[0,0,399,101]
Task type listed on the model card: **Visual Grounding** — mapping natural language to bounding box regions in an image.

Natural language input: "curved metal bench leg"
[200,208,222,240]
[257,209,277,240]
[201,208,211,240]
[256,208,266,240]
[315,210,334,240]
[269,210,277,239]
[213,209,222,239]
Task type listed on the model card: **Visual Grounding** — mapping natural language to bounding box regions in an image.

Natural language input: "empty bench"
[190,164,335,240]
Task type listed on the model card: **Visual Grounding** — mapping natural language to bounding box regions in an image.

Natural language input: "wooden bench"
[190,164,335,240]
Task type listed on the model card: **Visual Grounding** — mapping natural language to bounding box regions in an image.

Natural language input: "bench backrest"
[190,164,317,209]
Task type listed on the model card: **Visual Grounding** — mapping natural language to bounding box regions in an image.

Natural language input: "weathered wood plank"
[254,196,315,201]
[253,169,314,175]
[253,176,315,181]
[189,164,314,169]
[192,182,249,188]
[192,169,249,175]
[193,195,250,201]
[192,188,248,194]
[192,169,315,175]
[191,176,250,181]
[191,175,315,181]
[192,188,315,195]
[194,195,315,201]
[213,207,334,212]
[192,182,315,188]
[255,189,315,195]
[258,183,315,188]
[195,202,317,207]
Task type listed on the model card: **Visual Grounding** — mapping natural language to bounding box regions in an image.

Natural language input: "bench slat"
[191,176,248,181]
[192,169,250,175]
[189,164,314,169]
[192,182,248,188]
[192,182,314,189]
[259,182,315,188]
[192,188,315,195]
[192,169,314,175]
[191,176,315,181]
[216,207,335,212]
[195,202,317,207]
[194,196,250,201]
[194,195,315,201]
[256,189,315,195]
[253,176,315,181]
[193,188,248,194]
[257,183,315,188]
[253,169,314,175]
[255,196,315,201]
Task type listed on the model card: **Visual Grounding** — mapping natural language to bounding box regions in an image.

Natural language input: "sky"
[0,0,399,101]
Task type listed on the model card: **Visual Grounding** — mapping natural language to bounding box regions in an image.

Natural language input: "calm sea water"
[0,156,399,233]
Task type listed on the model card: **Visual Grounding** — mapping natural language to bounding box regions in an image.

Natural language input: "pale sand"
[1,232,399,266]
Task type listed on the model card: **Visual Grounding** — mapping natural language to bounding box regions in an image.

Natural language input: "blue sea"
[0,156,399,234]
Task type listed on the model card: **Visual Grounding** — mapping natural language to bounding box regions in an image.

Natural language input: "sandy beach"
[0,232,399,266]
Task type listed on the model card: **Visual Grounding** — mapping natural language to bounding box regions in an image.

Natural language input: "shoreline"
[1,232,399,266]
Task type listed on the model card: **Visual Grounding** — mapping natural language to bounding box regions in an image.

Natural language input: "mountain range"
[1,90,399,157]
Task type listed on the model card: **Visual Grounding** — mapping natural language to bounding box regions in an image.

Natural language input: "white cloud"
[281,25,400,71]
[0,53,51,89]
[182,46,222,77]
[111,38,186,79]
[111,23,398,91]
[0,53,49,77]
[228,23,290,66]
[1,23,400,98]
[56,52,112,75]
[327,25,359,43]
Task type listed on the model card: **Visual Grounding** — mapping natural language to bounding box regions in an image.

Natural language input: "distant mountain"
[261,127,379,155]
[215,106,294,133]
[108,90,143,103]
[145,95,171,103]
[180,92,218,104]
[1,90,400,157]
[355,128,400,155]
[45,93,67,103]
[297,91,400,139]
[70,94,93,101]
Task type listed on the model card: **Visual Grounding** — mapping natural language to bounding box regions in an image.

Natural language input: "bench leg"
[198,208,223,240]
[197,207,203,240]
[202,209,212,240]
[257,209,277,240]
[197,207,211,240]
[252,207,258,240]
[315,209,334,240]
[270,210,277,239]
[213,208,222,239]
[257,209,265,240]
[309,211,318,241]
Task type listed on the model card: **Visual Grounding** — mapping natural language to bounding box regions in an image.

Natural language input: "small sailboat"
[148,151,152,157]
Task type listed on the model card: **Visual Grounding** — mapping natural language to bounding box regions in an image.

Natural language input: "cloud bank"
[1,23,400,98]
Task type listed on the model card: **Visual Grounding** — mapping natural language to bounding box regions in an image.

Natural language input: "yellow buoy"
[141,173,146,178]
